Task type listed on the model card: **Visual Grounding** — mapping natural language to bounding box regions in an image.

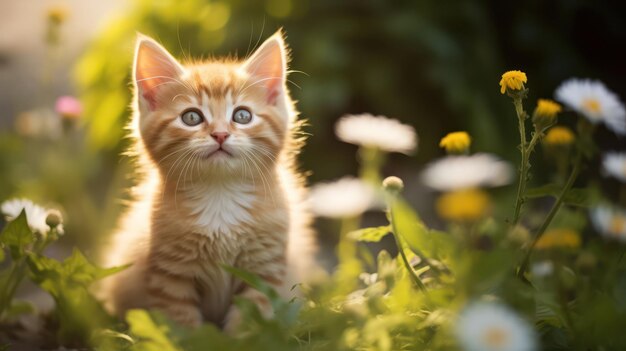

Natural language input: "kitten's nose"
[211,132,230,145]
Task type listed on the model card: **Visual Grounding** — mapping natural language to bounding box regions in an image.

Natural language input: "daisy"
[531,261,554,278]
[456,302,538,351]
[590,205,626,242]
[335,114,417,154]
[602,152,626,182]
[308,177,378,218]
[555,79,626,135]
[2,198,52,235]
[421,153,513,191]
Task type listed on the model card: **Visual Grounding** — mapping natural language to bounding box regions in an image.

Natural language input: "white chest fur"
[184,181,256,235]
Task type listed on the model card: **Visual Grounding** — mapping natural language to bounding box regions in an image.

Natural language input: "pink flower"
[55,96,82,119]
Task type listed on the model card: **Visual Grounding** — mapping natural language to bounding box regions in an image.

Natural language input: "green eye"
[181,109,204,126]
[232,107,252,124]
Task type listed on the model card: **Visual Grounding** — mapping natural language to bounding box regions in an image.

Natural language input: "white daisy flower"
[1,198,52,235]
[590,205,626,242]
[335,114,417,154]
[555,79,626,135]
[602,152,626,182]
[531,261,554,278]
[420,153,513,191]
[456,302,538,351]
[308,177,378,218]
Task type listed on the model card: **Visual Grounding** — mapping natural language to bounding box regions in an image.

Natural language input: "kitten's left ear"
[242,30,288,105]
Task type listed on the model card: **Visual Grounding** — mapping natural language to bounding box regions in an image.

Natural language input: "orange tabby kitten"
[100,30,316,331]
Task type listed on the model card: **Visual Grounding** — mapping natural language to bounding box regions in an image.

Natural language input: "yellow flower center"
[544,126,575,146]
[536,229,581,249]
[499,70,528,94]
[436,188,490,221]
[582,98,602,115]
[439,131,471,154]
[482,326,509,348]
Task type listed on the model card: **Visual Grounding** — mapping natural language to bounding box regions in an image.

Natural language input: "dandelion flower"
[602,152,626,182]
[590,205,626,242]
[309,177,378,218]
[535,228,581,249]
[55,96,82,120]
[555,79,626,135]
[439,131,471,154]
[499,70,527,94]
[543,126,575,146]
[436,188,490,221]
[421,153,513,191]
[456,302,537,351]
[532,99,561,130]
[2,198,52,235]
[335,114,417,154]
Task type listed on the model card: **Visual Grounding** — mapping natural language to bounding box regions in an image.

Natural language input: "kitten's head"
[131,30,294,181]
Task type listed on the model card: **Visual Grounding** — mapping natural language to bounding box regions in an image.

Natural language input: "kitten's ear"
[133,34,184,110]
[242,30,288,105]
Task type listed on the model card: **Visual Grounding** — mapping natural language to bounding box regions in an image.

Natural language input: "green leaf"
[0,210,33,258]
[3,299,36,320]
[391,198,454,261]
[526,184,561,198]
[221,265,279,301]
[526,184,592,207]
[348,226,391,242]
[127,310,181,351]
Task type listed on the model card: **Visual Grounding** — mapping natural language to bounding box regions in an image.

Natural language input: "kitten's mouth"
[204,147,232,159]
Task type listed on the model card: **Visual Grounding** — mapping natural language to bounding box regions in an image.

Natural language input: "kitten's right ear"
[133,34,184,110]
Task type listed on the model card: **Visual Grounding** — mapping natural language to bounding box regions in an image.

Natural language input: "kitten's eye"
[181,109,204,126]
[232,107,252,125]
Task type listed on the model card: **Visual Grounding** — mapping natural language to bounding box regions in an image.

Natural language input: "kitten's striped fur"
[99,30,316,330]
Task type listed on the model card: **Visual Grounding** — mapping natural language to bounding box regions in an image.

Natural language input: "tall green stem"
[387,199,427,291]
[512,98,529,224]
[517,154,582,279]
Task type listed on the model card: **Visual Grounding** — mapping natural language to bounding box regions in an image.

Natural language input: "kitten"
[99,30,316,331]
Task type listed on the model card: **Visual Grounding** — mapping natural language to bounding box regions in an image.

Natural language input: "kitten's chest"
[184,182,258,235]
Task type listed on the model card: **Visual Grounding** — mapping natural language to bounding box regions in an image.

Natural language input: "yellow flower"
[535,229,581,249]
[47,6,68,25]
[499,70,527,94]
[544,126,575,146]
[439,131,471,154]
[533,99,562,131]
[436,188,490,221]
[534,99,561,119]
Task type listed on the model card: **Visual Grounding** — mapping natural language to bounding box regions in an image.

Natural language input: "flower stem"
[512,97,529,224]
[517,154,582,279]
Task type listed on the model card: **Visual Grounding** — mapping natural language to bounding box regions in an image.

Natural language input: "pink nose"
[211,132,230,145]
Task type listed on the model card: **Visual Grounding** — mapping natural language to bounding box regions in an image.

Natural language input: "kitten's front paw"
[222,305,243,335]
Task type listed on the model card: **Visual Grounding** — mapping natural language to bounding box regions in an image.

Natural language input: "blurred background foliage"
[1,0,625,255]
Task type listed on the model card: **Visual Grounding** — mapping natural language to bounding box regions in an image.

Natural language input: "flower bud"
[499,70,527,95]
[543,126,575,147]
[382,176,404,194]
[45,209,63,229]
[439,131,471,154]
[532,99,561,132]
